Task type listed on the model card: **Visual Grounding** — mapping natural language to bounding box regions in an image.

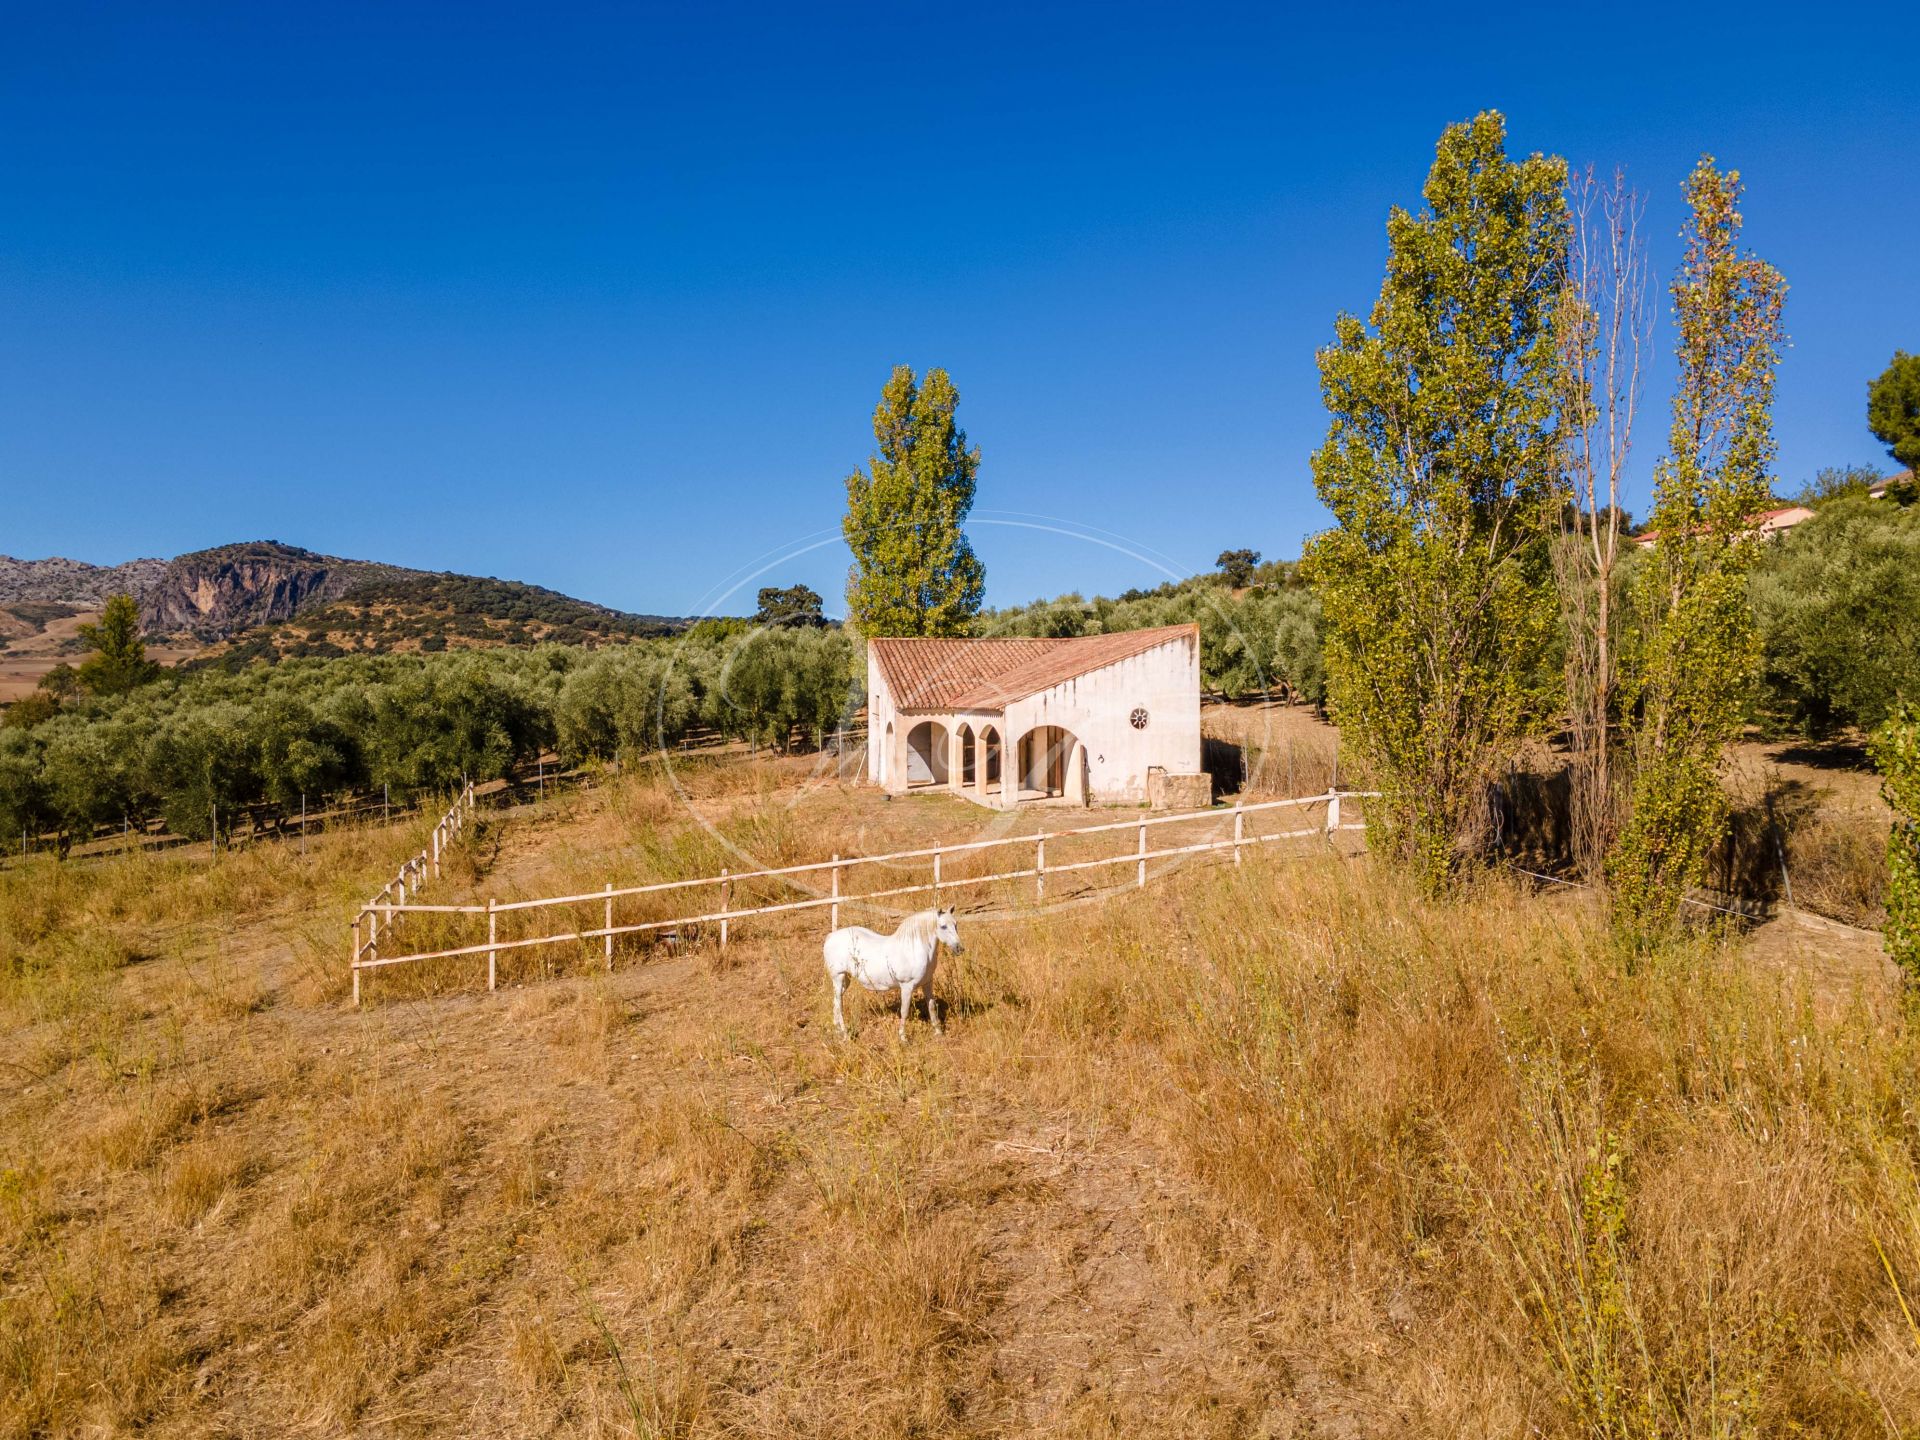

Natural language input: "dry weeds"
[2,748,1918,1437]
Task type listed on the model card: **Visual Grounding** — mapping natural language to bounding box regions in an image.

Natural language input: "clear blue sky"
[3,3,1915,618]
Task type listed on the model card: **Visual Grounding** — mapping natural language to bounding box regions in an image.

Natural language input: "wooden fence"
[353,781,476,986]
[349,789,1373,1005]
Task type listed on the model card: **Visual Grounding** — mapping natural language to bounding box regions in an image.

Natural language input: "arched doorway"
[1019,725,1085,803]
[957,723,976,787]
[904,720,949,786]
[978,725,1002,800]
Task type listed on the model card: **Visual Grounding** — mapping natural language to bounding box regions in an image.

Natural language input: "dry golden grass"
[3,745,1918,1437]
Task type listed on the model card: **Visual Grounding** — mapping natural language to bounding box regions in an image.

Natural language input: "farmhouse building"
[1632,503,1816,549]
[866,623,1203,807]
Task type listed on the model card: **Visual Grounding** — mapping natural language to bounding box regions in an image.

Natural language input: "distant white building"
[866,623,1203,808]
[1632,503,1817,549]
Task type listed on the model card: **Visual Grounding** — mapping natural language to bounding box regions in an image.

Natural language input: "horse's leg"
[898,982,913,1042]
[921,959,942,1036]
[832,970,849,1038]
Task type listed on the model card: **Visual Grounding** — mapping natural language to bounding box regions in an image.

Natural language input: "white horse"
[823,907,963,1041]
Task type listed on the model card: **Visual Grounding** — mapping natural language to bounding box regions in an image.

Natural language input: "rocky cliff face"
[1,538,686,648]
[137,542,406,640]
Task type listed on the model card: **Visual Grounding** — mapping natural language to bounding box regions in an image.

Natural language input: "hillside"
[138,540,407,640]
[0,540,693,669]
[0,553,168,606]
[204,570,689,664]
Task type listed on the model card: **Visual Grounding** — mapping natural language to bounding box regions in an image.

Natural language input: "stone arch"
[905,720,949,786]
[978,725,1003,800]
[1020,724,1084,802]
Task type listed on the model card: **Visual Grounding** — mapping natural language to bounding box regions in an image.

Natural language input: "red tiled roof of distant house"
[1632,503,1815,548]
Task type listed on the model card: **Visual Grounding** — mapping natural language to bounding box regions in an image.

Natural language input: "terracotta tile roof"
[1633,504,1816,546]
[871,623,1198,711]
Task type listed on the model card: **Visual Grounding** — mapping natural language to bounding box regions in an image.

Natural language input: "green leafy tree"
[842,365,985,636]
[556,648,699,765]
[1215,549,1261,587]
[1870,705,1920,982]
[755,584,826,628]
[41,720,138,853]
[1868,351,1920,476]
[1,692,60,731]
[76,593,160,695]
[1793,463,1884,507]
[1301,112,1569,890]
[253,696,355,817]
[366,661,548,795]
[0,727,51,849]
[38,663,81,701]
[1753,497,1920,736]
[144,702,261,842]
[981,592,1095,639]
[1610,159,1786,941]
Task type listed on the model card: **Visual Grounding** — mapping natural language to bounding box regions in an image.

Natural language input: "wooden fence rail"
[351,781,475,1001]
[349,789,1374,1005]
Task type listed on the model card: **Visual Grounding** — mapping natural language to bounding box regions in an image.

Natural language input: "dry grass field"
[4,733,1919,1437]
[0,608,200,704]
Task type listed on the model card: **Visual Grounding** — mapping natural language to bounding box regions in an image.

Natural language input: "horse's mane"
[897,909,939,944]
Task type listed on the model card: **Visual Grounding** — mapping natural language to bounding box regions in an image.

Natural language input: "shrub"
[1870,704,1920,981]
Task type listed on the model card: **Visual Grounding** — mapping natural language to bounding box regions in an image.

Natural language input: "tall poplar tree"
[1302,112,1569,891]
[842,365,985,637]
[1611,160,1786,941]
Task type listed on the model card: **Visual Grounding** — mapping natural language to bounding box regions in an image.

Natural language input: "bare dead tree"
[1555,167,1649,879]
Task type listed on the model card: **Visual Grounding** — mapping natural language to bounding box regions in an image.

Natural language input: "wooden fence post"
[350,918,361,1008]
[932,849,942,901]
[831,855,841,930]
[487,899,498,992]
[1036,835,1045,899]
[719,868,730,951]
[1233,803,1244,865]
[604,882,614,970]
[1326,790,1341,839]
[1137,822,1147,888]
[433,825,441,879]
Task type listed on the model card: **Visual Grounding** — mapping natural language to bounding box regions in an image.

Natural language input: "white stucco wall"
[866,646,895,786]
[868,633,1201,803]
[1001,633,1200,804]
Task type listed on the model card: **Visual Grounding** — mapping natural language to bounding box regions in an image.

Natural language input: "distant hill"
[0,553,169,606]
[140,541,407,640]
[0,539,694,658]
[204,570,688,665]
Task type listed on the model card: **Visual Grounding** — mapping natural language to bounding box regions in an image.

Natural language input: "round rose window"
[1129,707,1150,730]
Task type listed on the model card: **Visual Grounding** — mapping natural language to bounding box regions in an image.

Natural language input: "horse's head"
[934,906,963,953]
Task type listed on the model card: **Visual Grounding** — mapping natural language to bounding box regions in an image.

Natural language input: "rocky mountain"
[1,539,692,650]
[0,553,169,606]
[137,541,406,641]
